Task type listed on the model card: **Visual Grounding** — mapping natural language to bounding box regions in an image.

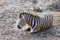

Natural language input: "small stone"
[0,13,3,19]
[33,8,42,12]
[0,4,3,7]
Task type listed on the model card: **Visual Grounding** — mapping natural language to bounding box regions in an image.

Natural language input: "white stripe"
[32,17,34,27]
[33,19,37,30]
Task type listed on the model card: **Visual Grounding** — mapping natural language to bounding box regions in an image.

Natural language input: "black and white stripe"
[19,12,53,33]
[20,13,40,30]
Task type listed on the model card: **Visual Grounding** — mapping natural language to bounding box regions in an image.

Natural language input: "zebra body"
[17,12,53,33]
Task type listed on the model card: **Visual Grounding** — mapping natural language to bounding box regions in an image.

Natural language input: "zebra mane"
[19,12,40,18]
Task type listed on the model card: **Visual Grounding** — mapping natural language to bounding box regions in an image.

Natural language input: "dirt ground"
[0,0,60,40]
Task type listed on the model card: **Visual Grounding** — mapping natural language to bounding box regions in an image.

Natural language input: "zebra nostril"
[17,25,21,29]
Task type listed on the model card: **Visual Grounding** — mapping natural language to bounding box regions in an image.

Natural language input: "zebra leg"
[30,27,38,33]
[30,28,34,33]
[30,20,38,33]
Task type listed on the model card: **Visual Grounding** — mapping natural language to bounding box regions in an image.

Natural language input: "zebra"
[17,12,53,33]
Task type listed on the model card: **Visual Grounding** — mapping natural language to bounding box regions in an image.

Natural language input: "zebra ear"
[19,14,24,19]
[22,15,25,19]
[19,14,22,18]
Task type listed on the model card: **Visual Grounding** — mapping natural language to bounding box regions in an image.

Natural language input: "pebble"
[0,13,3,19]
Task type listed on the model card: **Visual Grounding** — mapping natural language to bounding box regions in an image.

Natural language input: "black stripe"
[31,16,33,27]
[32,17,36,28]
[37,18,40,26]
[28,15,30,21]
[31,16,35,28]
[28,15,32,25]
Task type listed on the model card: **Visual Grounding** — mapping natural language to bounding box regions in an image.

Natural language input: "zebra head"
[17,13,27,29]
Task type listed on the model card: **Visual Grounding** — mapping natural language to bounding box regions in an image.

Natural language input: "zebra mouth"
[17,25,21,29]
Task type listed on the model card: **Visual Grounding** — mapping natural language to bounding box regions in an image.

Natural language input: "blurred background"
[0,0,60,40]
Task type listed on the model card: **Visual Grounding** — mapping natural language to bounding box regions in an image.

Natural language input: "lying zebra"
[17,12,53,33]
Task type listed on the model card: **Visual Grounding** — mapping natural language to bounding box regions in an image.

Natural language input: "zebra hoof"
[29,29,38,34]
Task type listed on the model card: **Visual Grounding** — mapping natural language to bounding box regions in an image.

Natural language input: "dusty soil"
[0,0,60,40]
